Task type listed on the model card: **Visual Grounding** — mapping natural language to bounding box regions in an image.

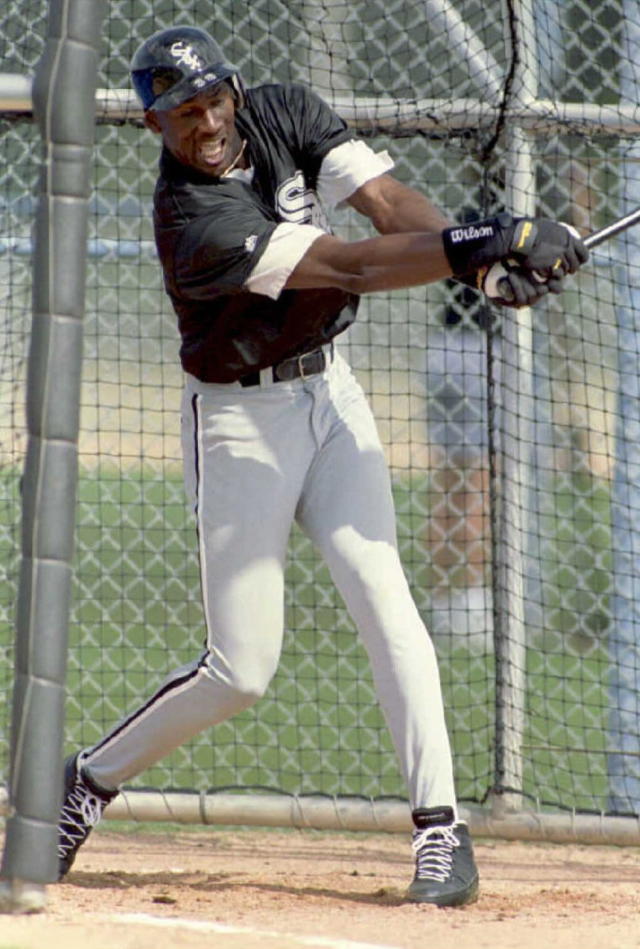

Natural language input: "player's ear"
[228,76,245,109]
[144,109,162,134]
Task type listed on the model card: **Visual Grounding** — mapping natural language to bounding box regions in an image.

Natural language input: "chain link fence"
[2,0,640,826]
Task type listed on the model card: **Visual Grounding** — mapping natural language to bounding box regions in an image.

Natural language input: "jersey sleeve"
[171,184,278,300]
[283,84,355,180]
[316,140,395,209]
[244,222,326,299]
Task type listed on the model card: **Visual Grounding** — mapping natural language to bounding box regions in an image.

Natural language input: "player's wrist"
[443,213,589,282]
[442,212,515,276]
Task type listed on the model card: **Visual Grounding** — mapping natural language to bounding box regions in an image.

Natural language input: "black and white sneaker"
[57,754,118,880]
[406,805,479,907]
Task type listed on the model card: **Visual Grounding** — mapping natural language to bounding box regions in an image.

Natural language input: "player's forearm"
[371,189,453,235]
[286,213,590,297]
[286,231,452,295]
[347,174,453,235]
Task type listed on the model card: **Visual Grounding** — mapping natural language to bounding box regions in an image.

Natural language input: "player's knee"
[226,672,270,708]
[200,653,274,709]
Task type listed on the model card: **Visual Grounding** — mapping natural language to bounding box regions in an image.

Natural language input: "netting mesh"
[2,0,640,818]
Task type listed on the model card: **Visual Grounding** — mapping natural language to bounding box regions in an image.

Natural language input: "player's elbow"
[286,235,371,295]
[286,259,373,295]
[332,269,372,295]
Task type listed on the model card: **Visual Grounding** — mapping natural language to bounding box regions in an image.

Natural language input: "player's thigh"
[181,383,305,640]
[297,368,398,552]
[298,414,420,653]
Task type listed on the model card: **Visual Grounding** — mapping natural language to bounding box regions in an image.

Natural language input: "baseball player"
[56,26,588,905]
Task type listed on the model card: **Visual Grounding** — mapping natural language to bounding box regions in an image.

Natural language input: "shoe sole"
[406,875,479,907]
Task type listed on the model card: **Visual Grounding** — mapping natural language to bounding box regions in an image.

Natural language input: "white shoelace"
[412,824,460,882]
[58,782,105,857]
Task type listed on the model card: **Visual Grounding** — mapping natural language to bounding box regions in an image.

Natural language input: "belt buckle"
[296,347,325,380]
[297,352,311,379]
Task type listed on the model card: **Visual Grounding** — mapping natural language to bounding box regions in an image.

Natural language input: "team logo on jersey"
[276,172,328,230]
[170,41,204,72]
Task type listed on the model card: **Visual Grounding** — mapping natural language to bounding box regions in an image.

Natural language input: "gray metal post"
[0,0,106,911]
[608,4,640,814]
[422,0,503,102]
[490,0,539,815]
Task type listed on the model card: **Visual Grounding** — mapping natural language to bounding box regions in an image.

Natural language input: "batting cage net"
[1,0,640,833]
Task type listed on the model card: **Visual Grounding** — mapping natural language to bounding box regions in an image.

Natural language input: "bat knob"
[497,276,514,302]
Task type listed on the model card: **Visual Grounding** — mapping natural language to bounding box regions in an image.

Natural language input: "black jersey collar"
[159,145,244,187]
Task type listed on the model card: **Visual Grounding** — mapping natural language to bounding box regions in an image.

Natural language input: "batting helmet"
[130,26,244,112]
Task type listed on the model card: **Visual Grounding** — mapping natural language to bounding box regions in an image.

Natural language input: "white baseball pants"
[83,351,458,812]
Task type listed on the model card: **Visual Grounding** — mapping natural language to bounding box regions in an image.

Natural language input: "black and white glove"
[476,259,566,307]
[443,212,589,279]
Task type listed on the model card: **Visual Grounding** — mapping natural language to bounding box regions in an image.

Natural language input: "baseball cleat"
[406,806,479,907]
[57,753,118,880]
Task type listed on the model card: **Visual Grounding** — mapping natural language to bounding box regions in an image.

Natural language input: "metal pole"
[0,0,106,912]
[421,0,504,102]
[607,2,640,815]
[491,0,539,815]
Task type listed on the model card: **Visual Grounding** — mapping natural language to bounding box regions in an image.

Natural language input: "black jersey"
[153,82,360,383]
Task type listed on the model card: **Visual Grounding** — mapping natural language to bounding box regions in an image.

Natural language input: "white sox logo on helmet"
[170,41,204,71]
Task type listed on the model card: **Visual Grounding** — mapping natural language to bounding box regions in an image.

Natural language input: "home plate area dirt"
[1,827,639,949]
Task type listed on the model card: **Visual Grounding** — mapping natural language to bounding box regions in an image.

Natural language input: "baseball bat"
[581,206,640,250]
[496,207,640,301]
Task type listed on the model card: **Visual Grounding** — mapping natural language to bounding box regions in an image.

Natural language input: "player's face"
[146,83,243,178]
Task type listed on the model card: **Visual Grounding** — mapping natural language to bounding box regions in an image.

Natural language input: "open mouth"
[199,138,226,168]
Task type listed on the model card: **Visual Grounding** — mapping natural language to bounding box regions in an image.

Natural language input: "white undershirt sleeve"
[244,222,326,300]
[316,140,395,209]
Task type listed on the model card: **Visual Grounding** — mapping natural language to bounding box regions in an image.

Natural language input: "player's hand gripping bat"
[491,206,640,305]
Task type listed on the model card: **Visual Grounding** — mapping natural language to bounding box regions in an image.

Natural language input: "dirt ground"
[1,826,639,949]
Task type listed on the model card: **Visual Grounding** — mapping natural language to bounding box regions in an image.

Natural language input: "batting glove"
[443,212,589,279]
[477,259,566,307]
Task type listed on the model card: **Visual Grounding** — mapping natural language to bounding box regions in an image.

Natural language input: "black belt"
[239,346,332,388]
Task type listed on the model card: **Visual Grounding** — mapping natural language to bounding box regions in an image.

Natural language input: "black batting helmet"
[130,26,244,112]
